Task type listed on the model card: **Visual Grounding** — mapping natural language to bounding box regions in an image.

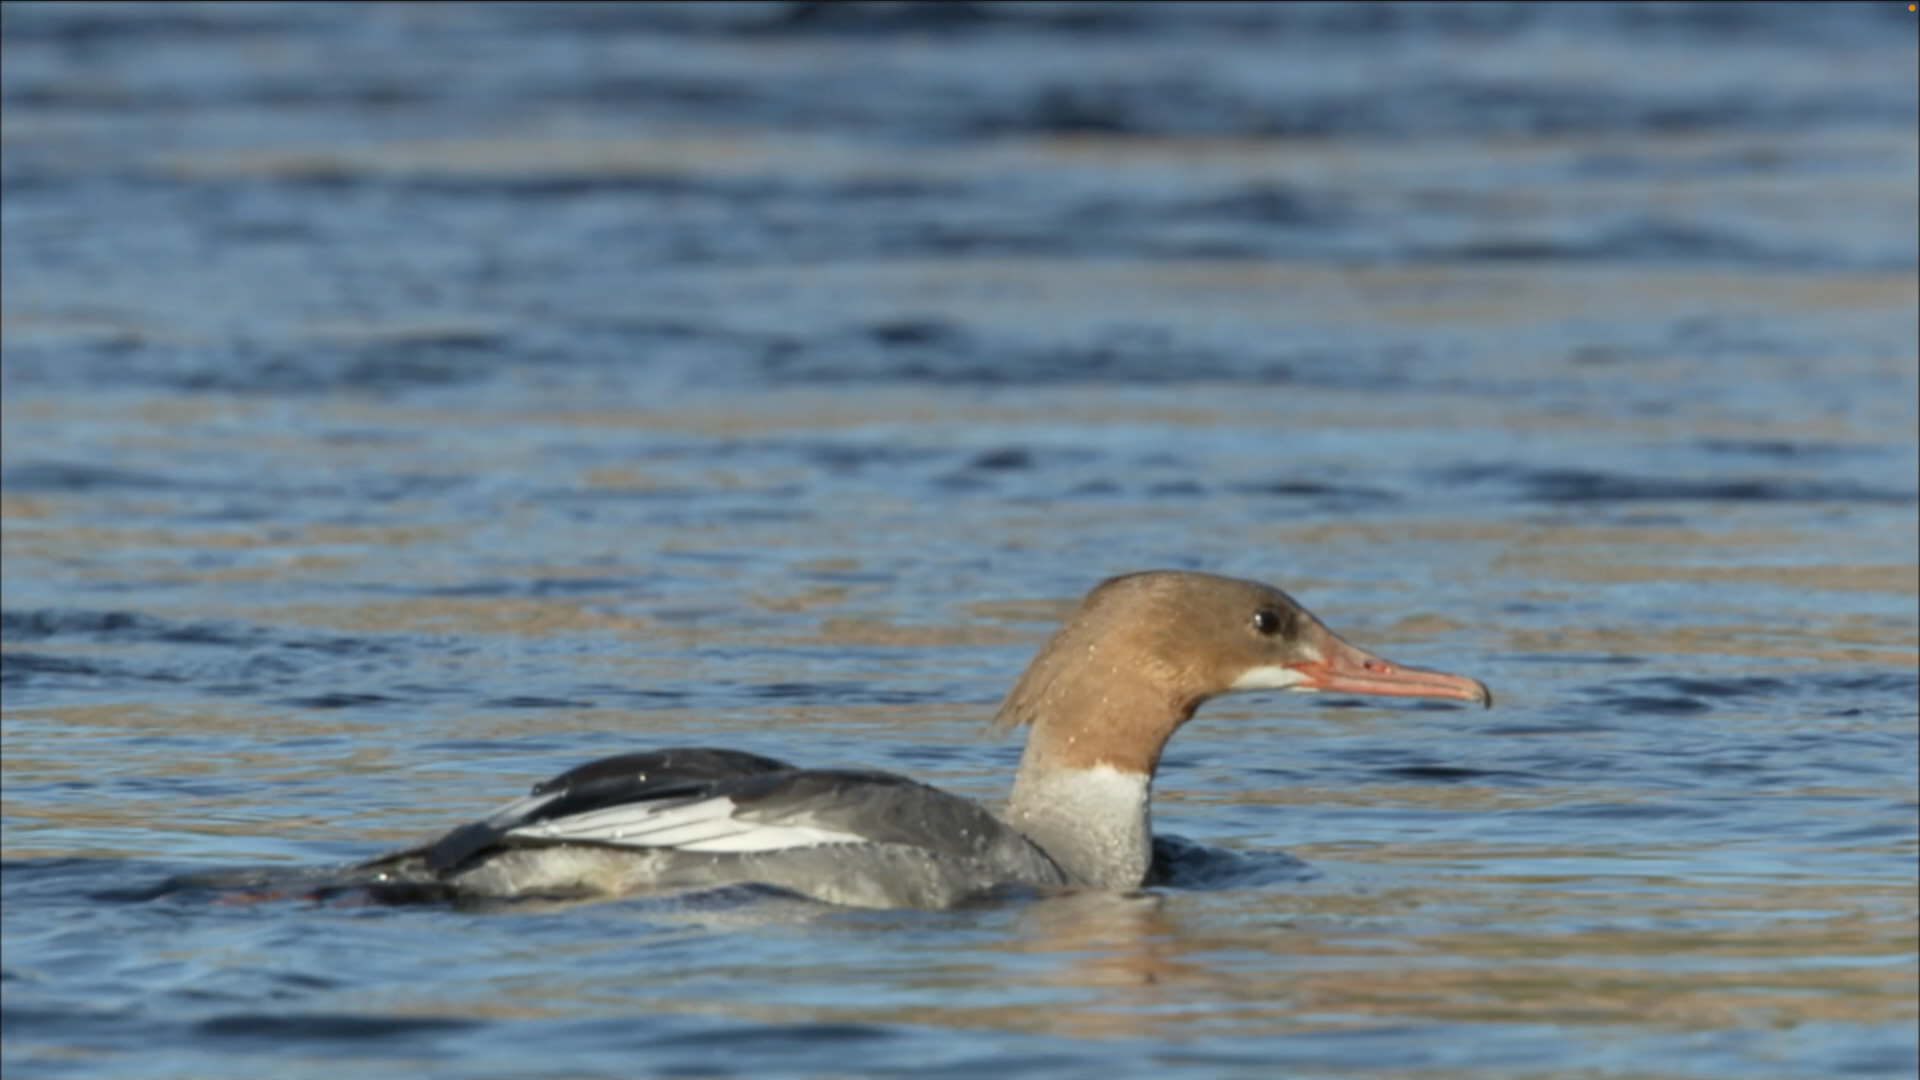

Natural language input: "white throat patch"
[1048,762,1151,809]
[1228,664,1315,692]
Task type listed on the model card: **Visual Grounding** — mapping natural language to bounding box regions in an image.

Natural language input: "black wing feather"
[528,747,794,795]
[417,747,797,873]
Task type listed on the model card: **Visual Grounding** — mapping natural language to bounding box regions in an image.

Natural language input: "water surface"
[3,3,1916,1078]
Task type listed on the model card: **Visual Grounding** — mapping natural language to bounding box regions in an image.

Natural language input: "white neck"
[1003,763,1153,890]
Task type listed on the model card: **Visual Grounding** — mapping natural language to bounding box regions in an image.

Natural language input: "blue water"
[3,3,1916,1078]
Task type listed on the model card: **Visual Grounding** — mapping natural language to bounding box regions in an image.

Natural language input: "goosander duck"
[352,571,1491,909]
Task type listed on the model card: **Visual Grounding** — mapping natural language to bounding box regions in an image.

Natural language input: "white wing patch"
[479,790,567,829]
[506,794,866,854]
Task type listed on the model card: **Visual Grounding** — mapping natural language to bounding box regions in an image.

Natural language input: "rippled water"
[4,3,1916,1078]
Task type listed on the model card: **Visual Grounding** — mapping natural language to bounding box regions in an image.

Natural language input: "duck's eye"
[1252,609,1287,636]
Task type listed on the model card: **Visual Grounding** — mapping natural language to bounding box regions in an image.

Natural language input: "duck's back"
[356,748,1070,909]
